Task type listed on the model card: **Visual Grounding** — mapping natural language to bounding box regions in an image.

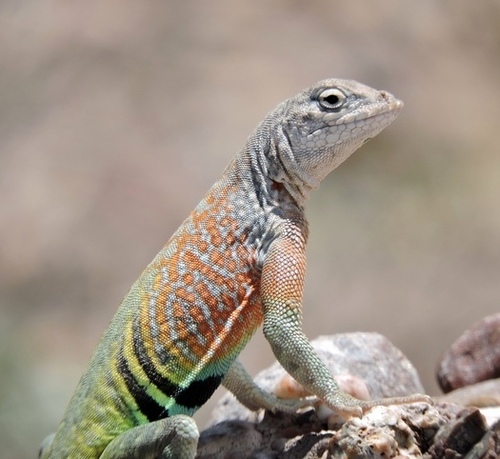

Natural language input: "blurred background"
[1,1,500,457]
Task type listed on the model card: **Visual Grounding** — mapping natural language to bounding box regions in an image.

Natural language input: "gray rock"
[428,407,488,458]
[199,333,500,458]
[437,313,500,393]
[436,378,500,409]
[200,402,499,458]
[197,420,263,459]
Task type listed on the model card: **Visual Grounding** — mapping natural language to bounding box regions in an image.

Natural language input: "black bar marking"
[175,374,223,409]
[118,352,169,422]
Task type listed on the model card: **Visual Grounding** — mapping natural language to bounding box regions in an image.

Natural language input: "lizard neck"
[241,118,315,208]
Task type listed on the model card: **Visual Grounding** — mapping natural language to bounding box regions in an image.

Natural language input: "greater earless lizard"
[40,79,430,459]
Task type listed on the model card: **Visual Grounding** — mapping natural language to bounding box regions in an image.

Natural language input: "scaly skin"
[40,79,430,459]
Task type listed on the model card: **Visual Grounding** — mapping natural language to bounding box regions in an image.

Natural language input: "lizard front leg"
[222,359,316,414]
[260,232,430,419]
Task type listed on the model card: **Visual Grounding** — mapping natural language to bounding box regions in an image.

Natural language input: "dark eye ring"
[318,88,346,110]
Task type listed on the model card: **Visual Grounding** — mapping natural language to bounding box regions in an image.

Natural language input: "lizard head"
[265,79,404,203]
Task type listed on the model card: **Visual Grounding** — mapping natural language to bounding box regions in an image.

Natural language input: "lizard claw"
[323,391,365,419]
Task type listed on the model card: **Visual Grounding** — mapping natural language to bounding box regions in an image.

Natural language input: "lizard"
[40,78,430,459]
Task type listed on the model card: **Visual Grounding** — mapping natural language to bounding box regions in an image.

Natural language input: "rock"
[199,333,500,458]
[437,313,500,393]
[196,420,263,459]
[479,407,500,429]
[428,407,489,458]
[200,402,499,458]
[198,409,326,459]
[328,403,440,458]
[436,378,500,409]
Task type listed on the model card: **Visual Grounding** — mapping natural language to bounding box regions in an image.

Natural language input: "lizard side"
[40,78,430,459]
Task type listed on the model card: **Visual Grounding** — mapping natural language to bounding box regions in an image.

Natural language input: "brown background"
[1,2,500,457]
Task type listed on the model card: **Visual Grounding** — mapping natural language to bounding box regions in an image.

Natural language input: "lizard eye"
[317,88,347,110]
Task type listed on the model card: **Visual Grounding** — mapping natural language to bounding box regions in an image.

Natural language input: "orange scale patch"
[184,332,209,360]
[226,259,237,273]
[222,277,236,293]
[175,287,195,305]
[192,304,212,334]
[200,264,227,289]
[209,250,224,268]
[155,315,171,345]
[182,273,195,286]
[196,319,214,342]
[152,291,169,322]
[198,262,209,275]
[219,293,237,312]
[219,216,232,228]
[194,281,218,309]
[204,192,216,205]
[237,284,250,301]
[242,301,263,324]
[183,250,204,270]
[235,272,249,283]
[155,289,169,307]
[172,302,186,321]
[204,216,219,234]
[174,321,190,342]
[167,256,180,283]
[189,304,205,324]
[236,245,250,259]
[224,232,236,246]
[210,233,223,248]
